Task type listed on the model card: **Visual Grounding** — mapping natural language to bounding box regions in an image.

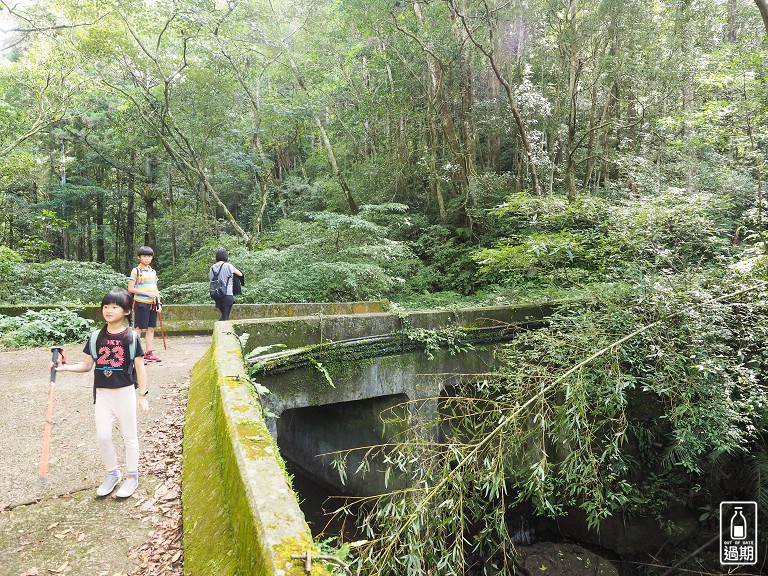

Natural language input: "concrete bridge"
[181,302,550,576]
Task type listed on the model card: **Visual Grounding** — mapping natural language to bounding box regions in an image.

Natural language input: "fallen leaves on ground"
[127,384,186,576]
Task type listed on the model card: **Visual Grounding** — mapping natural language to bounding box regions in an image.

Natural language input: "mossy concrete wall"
[181,303,550,574]
[238,303,551,353]
[182,322,332,576]
[0,301,387,334]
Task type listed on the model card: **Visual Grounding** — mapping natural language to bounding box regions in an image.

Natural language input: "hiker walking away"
[209,247,244,321]
[53,289,149,498]
[128,246,162,363]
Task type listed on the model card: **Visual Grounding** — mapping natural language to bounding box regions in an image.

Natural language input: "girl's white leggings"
[94,386,139,472]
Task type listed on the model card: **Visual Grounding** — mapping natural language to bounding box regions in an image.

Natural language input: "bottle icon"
[731,506,747,540]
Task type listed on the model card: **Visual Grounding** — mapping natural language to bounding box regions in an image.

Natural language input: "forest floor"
[0,335,212,576]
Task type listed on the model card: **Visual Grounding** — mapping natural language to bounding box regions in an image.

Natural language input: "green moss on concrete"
[182,348,240,576]
[235,420,276,460]
[183,330,332,576]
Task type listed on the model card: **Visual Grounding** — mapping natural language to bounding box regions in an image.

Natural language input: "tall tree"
[756,0,768,35]
[447,0,543,196]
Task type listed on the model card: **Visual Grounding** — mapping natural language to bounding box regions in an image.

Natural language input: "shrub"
[474,187,738,289]
[0,246,23,301]
[248,261,393,303]
[409,225,479,295]
[1,260,130,305]
[161,215,425,304]
[0,308,94,349]
[492,274,768,522]
[160,282,211,305]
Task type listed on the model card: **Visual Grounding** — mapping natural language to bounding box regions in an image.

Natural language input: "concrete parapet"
[182,322,332,576]
[0,301,388,334]
[237,303,550,353]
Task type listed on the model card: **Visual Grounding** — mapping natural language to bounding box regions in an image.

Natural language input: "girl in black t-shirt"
[55,289,149,498]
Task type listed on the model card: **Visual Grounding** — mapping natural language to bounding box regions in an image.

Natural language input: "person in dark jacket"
[209,248,244,321]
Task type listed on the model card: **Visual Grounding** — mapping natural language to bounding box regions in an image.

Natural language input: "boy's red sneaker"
[144,352,162,363]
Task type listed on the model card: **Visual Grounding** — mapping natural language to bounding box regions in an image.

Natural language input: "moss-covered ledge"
[0,301,387,334]
[182,321,331,576]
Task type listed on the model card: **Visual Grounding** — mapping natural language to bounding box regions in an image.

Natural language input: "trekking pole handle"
[50,347,63,382]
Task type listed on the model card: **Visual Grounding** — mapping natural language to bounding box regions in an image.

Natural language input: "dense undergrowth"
[2,182,768,573]
[0,183,765,347]
[1,185,759,308]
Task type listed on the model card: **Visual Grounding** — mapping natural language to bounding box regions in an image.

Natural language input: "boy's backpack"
[209,264,227,300]
[131,266,149,289]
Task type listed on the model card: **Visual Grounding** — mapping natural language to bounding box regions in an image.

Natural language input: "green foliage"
[350,274,768,574]
[161,213,424,304]
[408,225,479,295]
[0,259,130,305]
[160,282,211,305]
[476,230,584,279]
[247,256,394,303]
[13,208,70,261]
[0,245,23,300]
[0,308,94,349]
[491,276,768,522]
[475,188,737,288]
[402,326,474,360]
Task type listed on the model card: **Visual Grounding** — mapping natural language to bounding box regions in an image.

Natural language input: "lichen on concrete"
[183,324,332,576]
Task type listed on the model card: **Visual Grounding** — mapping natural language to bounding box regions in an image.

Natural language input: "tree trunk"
[251,175,270,244]
[564,0,581,203]
[460,20,478,188]
[427,113,447,219]
[96,193,105,262]
[284,54,359,215]
[125,154,137,272]
[409,2,471,216]
[486,72,501,171]
[728,0,738,42]
[314,115,359,214]
[566,53,581,202]
[143,186,156,249]
[167,165,177,265]
[449,0,541,196]
[113,175,122,270]
[582,80,599,191]
[755,0,768,36]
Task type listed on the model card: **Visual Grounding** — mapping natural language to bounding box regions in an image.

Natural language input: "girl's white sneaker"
[96,472,121,497]
[116,476,138,498]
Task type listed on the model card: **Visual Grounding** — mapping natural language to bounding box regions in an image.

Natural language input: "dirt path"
[0,335,211,576]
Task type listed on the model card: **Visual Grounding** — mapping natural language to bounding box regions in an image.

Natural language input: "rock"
[552,504,699,555]
[517,542,619,576]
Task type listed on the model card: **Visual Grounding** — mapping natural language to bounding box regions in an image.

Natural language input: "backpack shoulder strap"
[88,328,101,359]
[129,330,137,360]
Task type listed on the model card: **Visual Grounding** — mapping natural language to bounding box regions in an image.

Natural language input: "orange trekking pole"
[39,347,63,485]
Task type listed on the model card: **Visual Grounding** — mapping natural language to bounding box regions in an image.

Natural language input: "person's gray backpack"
[209,264,227,299]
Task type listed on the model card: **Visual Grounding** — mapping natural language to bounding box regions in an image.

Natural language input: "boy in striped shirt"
[128,246,162,364]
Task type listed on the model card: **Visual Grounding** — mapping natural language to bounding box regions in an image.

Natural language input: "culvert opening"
[276,394,410,537]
